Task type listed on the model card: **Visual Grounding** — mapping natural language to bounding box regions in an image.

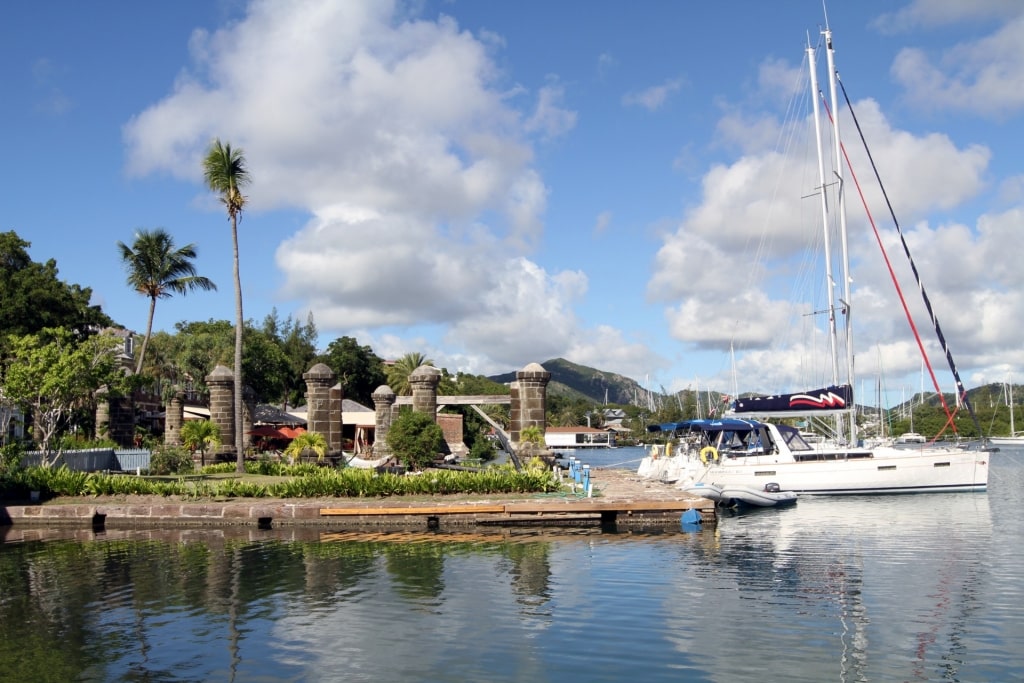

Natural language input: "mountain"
[488,358,650,405]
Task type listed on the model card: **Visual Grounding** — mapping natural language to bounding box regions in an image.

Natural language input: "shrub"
[387,411,444,471]
[468,436,497,462]
[149,446,195,475]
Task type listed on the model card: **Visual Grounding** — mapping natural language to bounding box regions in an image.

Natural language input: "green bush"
[387,411,445,470]
[149,446,195,475]
[468,436,497,462]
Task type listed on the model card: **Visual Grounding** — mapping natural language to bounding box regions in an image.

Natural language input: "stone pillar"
[511,362,550,447]
[509,380,521,443]
[409,365,441,420]
[329,383,343,455]
[206,365,235,458]
[372,385,396,459]
[303,363,336,441]
[165,391,185,446]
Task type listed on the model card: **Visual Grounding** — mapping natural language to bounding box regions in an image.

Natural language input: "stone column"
[509,380,521,443]
[512,363,550,447]
[329,383,343,455]
[303,363,336,442]
[206,365,235,458]
[409,365,441,420]
[372,385,396,459]
[164,391,185,446]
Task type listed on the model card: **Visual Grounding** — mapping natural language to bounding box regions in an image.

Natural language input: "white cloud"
[121,0,638,379]
[622,78,684,111]
[891,14,1024,117]
[649,84,996,391]
[874,0,1022,33]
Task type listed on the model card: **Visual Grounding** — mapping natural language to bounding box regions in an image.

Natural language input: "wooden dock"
[320,496,714,529]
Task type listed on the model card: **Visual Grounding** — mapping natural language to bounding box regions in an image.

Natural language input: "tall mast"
[824,25,857,444]
[807,37,844,439]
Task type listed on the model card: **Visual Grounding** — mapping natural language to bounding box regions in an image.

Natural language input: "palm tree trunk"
[231,216,244,473]
[134,296,158,375]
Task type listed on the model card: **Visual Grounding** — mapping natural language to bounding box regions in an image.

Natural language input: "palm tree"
[179,419,222,468]
[202,139,250,473]
[283,432,327,465]
[117,228,217,375]
[385,352,433,396]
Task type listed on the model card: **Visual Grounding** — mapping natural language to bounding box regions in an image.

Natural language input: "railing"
[21,448,152,472]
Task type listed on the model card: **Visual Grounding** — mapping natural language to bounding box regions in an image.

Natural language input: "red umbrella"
[251,425,286,438]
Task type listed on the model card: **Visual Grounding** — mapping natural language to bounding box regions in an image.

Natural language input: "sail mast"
[824,25,857,444]
[807,35,846,441]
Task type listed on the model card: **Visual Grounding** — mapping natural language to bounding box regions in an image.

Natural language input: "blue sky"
[4,0,1024,407]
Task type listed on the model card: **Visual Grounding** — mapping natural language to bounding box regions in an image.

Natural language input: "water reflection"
[0,456,1020,682]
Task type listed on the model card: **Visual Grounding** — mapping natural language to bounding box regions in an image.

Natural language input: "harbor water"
[1,446,1021,682]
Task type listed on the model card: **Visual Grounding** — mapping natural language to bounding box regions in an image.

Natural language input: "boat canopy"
[730,384,853,418]
[647,418,763,433]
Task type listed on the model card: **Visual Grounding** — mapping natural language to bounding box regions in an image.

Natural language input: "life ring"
[699,446,719,465]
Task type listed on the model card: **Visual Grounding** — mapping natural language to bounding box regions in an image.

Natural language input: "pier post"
[206,365,235,459]
[303,363,336,448]
[372,385,397,459]
[510,362,550,448]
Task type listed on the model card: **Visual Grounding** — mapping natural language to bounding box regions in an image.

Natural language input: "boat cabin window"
[776,424,813,452]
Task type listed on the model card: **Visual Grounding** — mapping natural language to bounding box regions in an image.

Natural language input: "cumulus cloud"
[891,14,1024,117]
[120,0,662,377]
[874,0,1021,33]
[647,52,998,391]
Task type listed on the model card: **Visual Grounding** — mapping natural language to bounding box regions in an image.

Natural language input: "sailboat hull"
[703,448,988,495]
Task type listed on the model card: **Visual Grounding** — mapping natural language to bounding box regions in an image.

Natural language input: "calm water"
[1,448,1021,682]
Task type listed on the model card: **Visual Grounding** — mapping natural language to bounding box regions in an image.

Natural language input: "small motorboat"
[680,481,727,504]
[720,482,797,508]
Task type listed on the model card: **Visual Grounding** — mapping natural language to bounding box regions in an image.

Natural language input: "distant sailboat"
[989,380,1024,447]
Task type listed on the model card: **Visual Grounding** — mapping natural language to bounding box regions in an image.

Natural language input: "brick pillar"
[512,362,550,448]
[206,365,235,458]
[303,363,336,442]
[409,365,441,420]
[165,391,184,446]
[329,383,343,455]
[372,385,396,459]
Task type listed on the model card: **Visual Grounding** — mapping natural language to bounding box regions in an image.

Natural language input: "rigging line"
[834,77,984,440]
[818,92,957,432]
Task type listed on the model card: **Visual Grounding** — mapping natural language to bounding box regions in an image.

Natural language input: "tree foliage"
[386,352,432,396]
[0,231,113,345]
[283,431,327,464]
[117,227,217,374]
[316,336,387,406]
[386,410,444,470]
[179,419,222,467]
[262,309,319,408]
[2,328,127,462]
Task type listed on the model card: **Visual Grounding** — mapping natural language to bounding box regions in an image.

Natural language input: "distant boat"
[894,432,927,445]
[989,381,1024,448]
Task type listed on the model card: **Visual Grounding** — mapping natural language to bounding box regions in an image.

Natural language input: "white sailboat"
[988,380,1024,447]
[640,22,988,495]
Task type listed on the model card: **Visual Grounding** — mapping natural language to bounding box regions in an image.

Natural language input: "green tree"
[202,139,251,473]
[283,431,327,465]
[317,336,387,406]
[2,328,126,463]
[386,410,443,470]
[262,309,318,409]
[385,352,432,396]
[117,228,217,375]
[179,419,222,467]
[0,231,113,344]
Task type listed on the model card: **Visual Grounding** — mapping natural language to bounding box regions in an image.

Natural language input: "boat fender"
[651,444,660,460]
[699,446,719,465]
